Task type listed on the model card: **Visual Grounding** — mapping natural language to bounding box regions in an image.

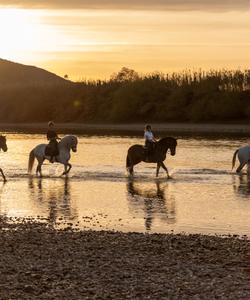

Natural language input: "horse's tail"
[28,149,35,173]
[126,154,131,170]
[232,149,239,170]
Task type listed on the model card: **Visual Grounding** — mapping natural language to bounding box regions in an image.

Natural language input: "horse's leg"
[236,162,246,173]
[128,165,134,176]
[0,168,6,182]
[38,164,43,177]
[63,163,72,175]
[126,154,134,176]
[156,162,161,177]
[247,161,250,174]
[66,163,72,174]
[36,165,39,175]
[160,162,171,178]
[36,159,44,177]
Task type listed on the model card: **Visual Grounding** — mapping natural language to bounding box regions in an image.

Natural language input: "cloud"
[1,0,250,11]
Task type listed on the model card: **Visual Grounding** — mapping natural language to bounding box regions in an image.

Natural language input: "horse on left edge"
[0,135,8,182]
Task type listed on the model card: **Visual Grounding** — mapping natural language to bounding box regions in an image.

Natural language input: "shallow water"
[0,134,250,236]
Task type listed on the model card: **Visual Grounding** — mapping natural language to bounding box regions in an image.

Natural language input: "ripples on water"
[0,134,250,236]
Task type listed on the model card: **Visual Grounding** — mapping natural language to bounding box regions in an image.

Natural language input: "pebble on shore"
[0,217,250,299]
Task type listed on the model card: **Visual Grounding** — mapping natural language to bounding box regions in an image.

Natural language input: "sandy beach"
[0,217,250,299]
[1,122,250,136]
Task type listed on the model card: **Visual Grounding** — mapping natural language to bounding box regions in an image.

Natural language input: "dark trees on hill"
[0,68,249,123]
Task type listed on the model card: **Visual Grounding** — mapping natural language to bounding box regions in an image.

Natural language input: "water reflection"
[126,179,175,231]
[28,177,78,225]
[233,174,250,197]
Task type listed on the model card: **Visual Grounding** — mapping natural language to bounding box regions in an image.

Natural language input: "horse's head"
[71,136,78,152]
[0,135,7,152]
[60,135,78,152]
[158,137,177,156]
[169,138,177,156]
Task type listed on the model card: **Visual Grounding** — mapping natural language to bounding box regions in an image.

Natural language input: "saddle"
[45,143,59,157]
[144,142,156,160]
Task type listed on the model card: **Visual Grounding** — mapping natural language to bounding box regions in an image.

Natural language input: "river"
[0,133,249,236]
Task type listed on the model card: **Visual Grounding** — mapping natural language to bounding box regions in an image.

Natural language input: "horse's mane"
[157,137,177,146]
[59,135,77,142]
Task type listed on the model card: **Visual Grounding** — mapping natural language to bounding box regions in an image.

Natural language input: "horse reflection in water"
[127,179,175,231]
[28,177,78,226]
[233,174,250,197]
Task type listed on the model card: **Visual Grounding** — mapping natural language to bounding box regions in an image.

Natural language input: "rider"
[144,124,157,161]
[46,121,60,163]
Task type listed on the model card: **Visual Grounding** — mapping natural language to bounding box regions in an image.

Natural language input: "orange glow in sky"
[1,4,250,80]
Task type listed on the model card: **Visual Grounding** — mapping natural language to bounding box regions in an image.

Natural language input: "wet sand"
[1,217,250,299]
[1,122,250,136]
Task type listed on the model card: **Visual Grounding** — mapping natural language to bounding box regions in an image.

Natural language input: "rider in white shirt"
[144,124,156,160]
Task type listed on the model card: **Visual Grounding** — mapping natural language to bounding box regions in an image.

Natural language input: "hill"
[0,58,68,87]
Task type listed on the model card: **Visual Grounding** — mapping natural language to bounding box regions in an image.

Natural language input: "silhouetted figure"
[46,121,60,163]
[144,124,157,161]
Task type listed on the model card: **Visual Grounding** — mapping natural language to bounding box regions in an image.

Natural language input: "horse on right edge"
[232,145,250,173]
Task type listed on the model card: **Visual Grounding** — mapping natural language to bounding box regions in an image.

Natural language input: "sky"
[0,1,250,80]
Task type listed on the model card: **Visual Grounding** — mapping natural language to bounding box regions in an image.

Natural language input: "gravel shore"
[0,218,250,300]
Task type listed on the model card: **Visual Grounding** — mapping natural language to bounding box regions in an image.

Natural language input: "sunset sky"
[1,1,250,80]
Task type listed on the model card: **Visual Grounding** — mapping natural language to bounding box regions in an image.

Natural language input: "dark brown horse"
[0,135,8,182]
[126,137,177,177]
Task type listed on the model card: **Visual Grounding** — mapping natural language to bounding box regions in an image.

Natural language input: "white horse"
[28,135,78,177]
[232,145,250,173]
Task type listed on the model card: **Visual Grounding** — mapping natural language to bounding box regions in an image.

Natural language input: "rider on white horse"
[28,134,78,177]
[46,121,60,163]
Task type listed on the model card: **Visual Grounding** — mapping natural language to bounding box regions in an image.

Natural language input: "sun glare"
[1,7,250,79]
[0,9,36,60]
[0,8,68,62]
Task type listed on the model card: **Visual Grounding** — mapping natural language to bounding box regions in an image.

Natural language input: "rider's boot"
[50,156,54,163]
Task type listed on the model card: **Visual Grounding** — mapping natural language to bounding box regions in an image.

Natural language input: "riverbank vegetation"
[1,67,250,123]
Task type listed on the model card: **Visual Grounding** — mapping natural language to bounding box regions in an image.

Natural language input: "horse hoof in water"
[128,172,134,178]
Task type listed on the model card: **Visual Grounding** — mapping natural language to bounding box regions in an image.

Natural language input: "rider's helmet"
[48,121,55,128]
[145,124,152,131]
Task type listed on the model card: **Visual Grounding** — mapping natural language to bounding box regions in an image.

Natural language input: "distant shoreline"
[1,122,250,136]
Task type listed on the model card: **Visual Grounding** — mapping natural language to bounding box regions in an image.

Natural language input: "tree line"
[0,67,250,123]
